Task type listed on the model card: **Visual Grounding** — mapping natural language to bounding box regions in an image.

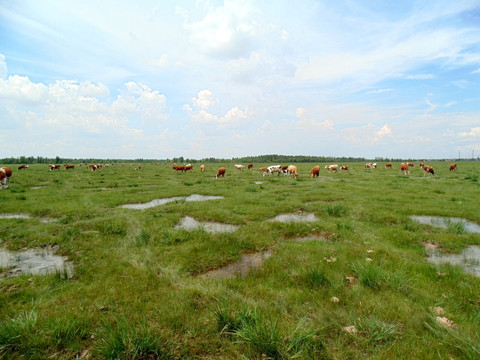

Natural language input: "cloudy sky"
[1,0,479,160]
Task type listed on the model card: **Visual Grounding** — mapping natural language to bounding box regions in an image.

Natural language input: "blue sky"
[1,0,479,160]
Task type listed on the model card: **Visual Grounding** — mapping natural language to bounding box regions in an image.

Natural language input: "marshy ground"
[1,161,479,359]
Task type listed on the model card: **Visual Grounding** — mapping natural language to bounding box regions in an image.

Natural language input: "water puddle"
[30,186,44,190]
[0,247,73,279]
[426,245,480,277]
[410,216,480,233]
[254,181,264,184]
[199,249,272,279]
[268,213,318,223]
[120,194,224,210]
[0,214,57,223]
[174,216,238,233]
[293,234,328,242]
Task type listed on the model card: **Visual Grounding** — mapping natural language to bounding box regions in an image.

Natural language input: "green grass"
[0,161,480,358]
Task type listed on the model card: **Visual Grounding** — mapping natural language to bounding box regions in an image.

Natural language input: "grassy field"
[1,161,479,359]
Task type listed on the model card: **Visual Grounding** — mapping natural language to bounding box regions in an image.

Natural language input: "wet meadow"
[1,161,480,359]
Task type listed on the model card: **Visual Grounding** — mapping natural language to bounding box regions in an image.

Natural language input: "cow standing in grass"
[216,167,226,178]
[311,166,320,178]
[0,166,12,189]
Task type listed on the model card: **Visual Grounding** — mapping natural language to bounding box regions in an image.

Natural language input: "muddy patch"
[199,249,272,279]
[120,194,224,210]
[0,247,73,279]
[426,245,480,277]
[410,215,480,234]
[268,213,318,223]
[174,216,238,233]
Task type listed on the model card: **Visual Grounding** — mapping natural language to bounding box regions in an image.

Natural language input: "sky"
[1,0,479,160]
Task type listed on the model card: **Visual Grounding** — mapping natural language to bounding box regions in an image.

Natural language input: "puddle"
[30,186,44,190]
[0,214,57,223]
[293,234,328,242]
[199,250,272,279]
[174,216,238,233]
[410,216,480,233]
[268,213,318,223]
[120,194,224,210]
[0,247,73,279]
[254,181,264,184]
[427,245,480,277]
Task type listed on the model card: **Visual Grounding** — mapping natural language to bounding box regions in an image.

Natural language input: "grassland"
[1,161,479,359]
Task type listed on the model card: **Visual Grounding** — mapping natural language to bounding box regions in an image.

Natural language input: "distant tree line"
[2,154,477,165]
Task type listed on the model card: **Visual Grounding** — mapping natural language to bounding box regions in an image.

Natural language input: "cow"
[0,166,12,189]
[287,165,298,178]
[258,167,268,172]
[419,163,425,168]
[281,165,289,174]
[17,165,29,170]
[88,164,98,171]
[423,165,435,176]
[341,165,349,171]
[385,163,392,169]
[49,164,60,170]
[234,164,245,170]
[310,165,320,178]
[400,163,410,175]
[248,163,253,169]
[172,165,185,172]
[407,162,414,167]
[449,163,457,172]
[200,165,205,172]
[365,163,374,169]
[184,164,193,172]
[64,164,75,170]
[325,164,338,172]
[216,167,226,178]
[264,165,282,176]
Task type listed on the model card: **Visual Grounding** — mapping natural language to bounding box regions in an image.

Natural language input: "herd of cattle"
[0,161,460,189]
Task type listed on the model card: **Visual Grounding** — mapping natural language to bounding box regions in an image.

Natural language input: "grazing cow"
[400,163,410,175]
[17,165,29,170]
[64,164,75,170]
[172,165,185,172]
[407,162,414,167]
[264,165,282,176]
[88,164,98,171]
[310,165,320,178]
[248,163,253,169]
[184,164,193,172]
[216,167,226,178]
[287,165,298,178]
[341,165,349,171]
[419,163,425,168]
[200,165,205,172]
[449,163,457,172]
[258,167,267,172]
[325,164,338,172]
[281,165,289,173]
[234,164,245,170]
[423,165,435,176]
[385,163,392,169]
[49,164,60,170]
[365,163,373,169]
[0,166,12,189]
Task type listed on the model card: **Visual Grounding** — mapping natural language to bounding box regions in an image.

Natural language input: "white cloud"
[406,74,435,80]
[0,54,6,78]
[366,88,394,94]
[295,107,334,130]
[459,127,480,138]
[192,89,218,110]
[0,75,48,103]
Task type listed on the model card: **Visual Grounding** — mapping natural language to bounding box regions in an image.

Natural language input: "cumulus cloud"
[342,123,392,145]
[295,107,334,130]
[459,127,480,138]
[185,0,259,58]
[192,89,218,110]
[0,54,6,79]
[0,75,48,104]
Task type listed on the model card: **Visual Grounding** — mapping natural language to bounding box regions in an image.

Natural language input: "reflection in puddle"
[0,214,57,223]
[268,213,318,223]
[410,215,480,233]
[427,246,480,277]
[120,194,224,210]
[199,250,272,279]
[174,216,238,233]
[254,181,264,184]
[0,247,73,278]
[293,234,327,242]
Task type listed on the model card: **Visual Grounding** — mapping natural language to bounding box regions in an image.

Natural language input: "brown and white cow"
[216,167,226,178]
[423,165,435,176]
[200,165,205,172]
[49,164,61,170]
[287,165,298,178]
[400,163,410,175]
[449,163,457,172]
[258,167,268,172]
[281,165,289,173]
[419,163,425,168]
[407,162,414,167]
[264,165,282,176]
[310,165,320,178]
[0,166,12,189]
[385,163,392,169]
[248,163,253,169]
[88,164,98,171]
[325,164,338,172]
[341,165,349,171]
[18,165,29,170]
[184,164,193,172]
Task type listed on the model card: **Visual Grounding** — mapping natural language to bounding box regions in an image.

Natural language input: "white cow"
[234,164,245,170]
[325,164,338,172]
